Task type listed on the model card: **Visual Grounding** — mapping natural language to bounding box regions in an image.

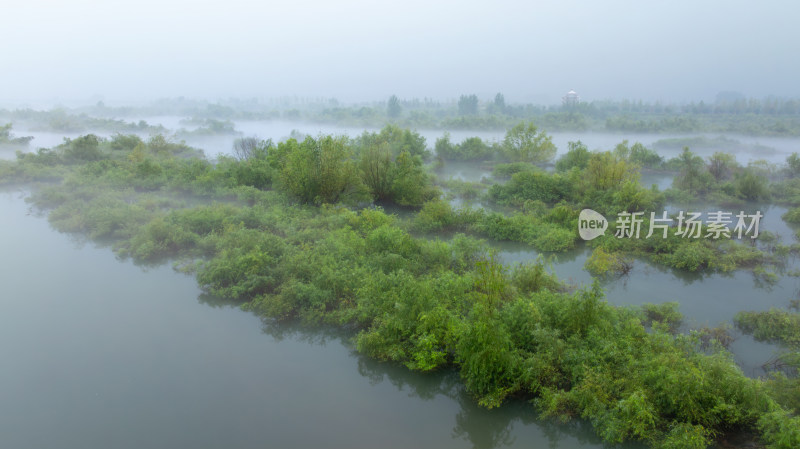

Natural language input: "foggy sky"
[2,0,798,106]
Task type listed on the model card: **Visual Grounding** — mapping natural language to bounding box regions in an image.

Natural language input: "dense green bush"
[489,170,573,206]
[555,141,591,172]
[501,121,556,163]
[434,133,497,161]
[584,247,632,277]
[735,309,800,346]
[492,162,537,178]
[272,135,368,205]
[353,124,430,160]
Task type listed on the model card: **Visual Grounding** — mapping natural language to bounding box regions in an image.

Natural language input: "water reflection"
[247,315,644,449]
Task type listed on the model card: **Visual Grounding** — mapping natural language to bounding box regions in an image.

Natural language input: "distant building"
[562,89,580,107]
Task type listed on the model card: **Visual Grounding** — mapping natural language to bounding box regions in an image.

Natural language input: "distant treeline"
[3,94,800,136]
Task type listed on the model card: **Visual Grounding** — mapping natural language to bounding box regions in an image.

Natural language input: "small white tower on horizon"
[562,89,580,106]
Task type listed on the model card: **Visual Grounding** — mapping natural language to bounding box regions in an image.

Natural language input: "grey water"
[0,190,640,449]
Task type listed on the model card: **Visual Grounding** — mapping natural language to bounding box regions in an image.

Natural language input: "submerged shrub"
[641,302,682,332]
[584,247,632,277]
[735,308,800,346]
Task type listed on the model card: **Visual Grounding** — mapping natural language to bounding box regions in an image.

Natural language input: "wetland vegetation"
[3,113,800,448]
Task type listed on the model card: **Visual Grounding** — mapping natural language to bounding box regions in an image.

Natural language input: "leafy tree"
[494,93,505,110]
[490,170,573,205]
[735,169,769,200]
[277,135,367,205]
[556,141,591,172]
[233,137,272,161]
[501,122,556,163]
[0,123,12,141]
[585,151,638,191]
[434,132,456,160]
[354,125,429,160]
[707,152,737,181]
[389,151,437,206]
[787,153,800,177]
[628,142,663,168]
[673,147,713,193]
[613,140,632,160]
[387,95,402,119]
[359,142,394,201]
[488,93,506,115]
[63,134,103,161]
[434,133,496,161]
[109,133,143,152]
[0,123,33,145]
[457,137,494,161]
[613,140,663,169]
[458,94,479,116]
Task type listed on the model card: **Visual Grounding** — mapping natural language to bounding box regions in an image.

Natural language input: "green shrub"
[584,247,632,277]
[555,141,591,172]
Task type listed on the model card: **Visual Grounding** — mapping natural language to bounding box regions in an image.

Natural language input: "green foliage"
[0,123,33,145]
[16,147,63,166]
[706,152,737,181]
[627,142,664,169]
[555,141,591,172]
[177,118,237,136]
[387,94,402,119]
[439,178,484,200]
[501,122,557,163]
[787,153,800,177]
[63,134,104,162]
[490,93,506,114]
[358,142,393,200]
[585,151,639,190]
[457,298,520,407]
[412,200,481,232]
[606,115,701,133]
[274,135,368,205]
[735,309,800,346]
[109,133,144,152]
[354,124,429,160]
[358,142,437,206]
[613,140,660,168]
[509,260,560,294]
[471,212,577,252]
[672,148,714,194]
[758,410,800,449]
[783,207,800,224]
[492,162,536,178]
[735,168,770,201]
[458,94,479,116]
[584,247,632,277]
[434,133,497,161]
[654,423,713,449]
[388,151,438,206]
[489,170,573,206]
[611,181,665,213]
[641,302,683,332]
[660,241,716,271]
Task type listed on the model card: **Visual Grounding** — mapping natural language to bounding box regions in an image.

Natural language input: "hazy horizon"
[2,0,798,107]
